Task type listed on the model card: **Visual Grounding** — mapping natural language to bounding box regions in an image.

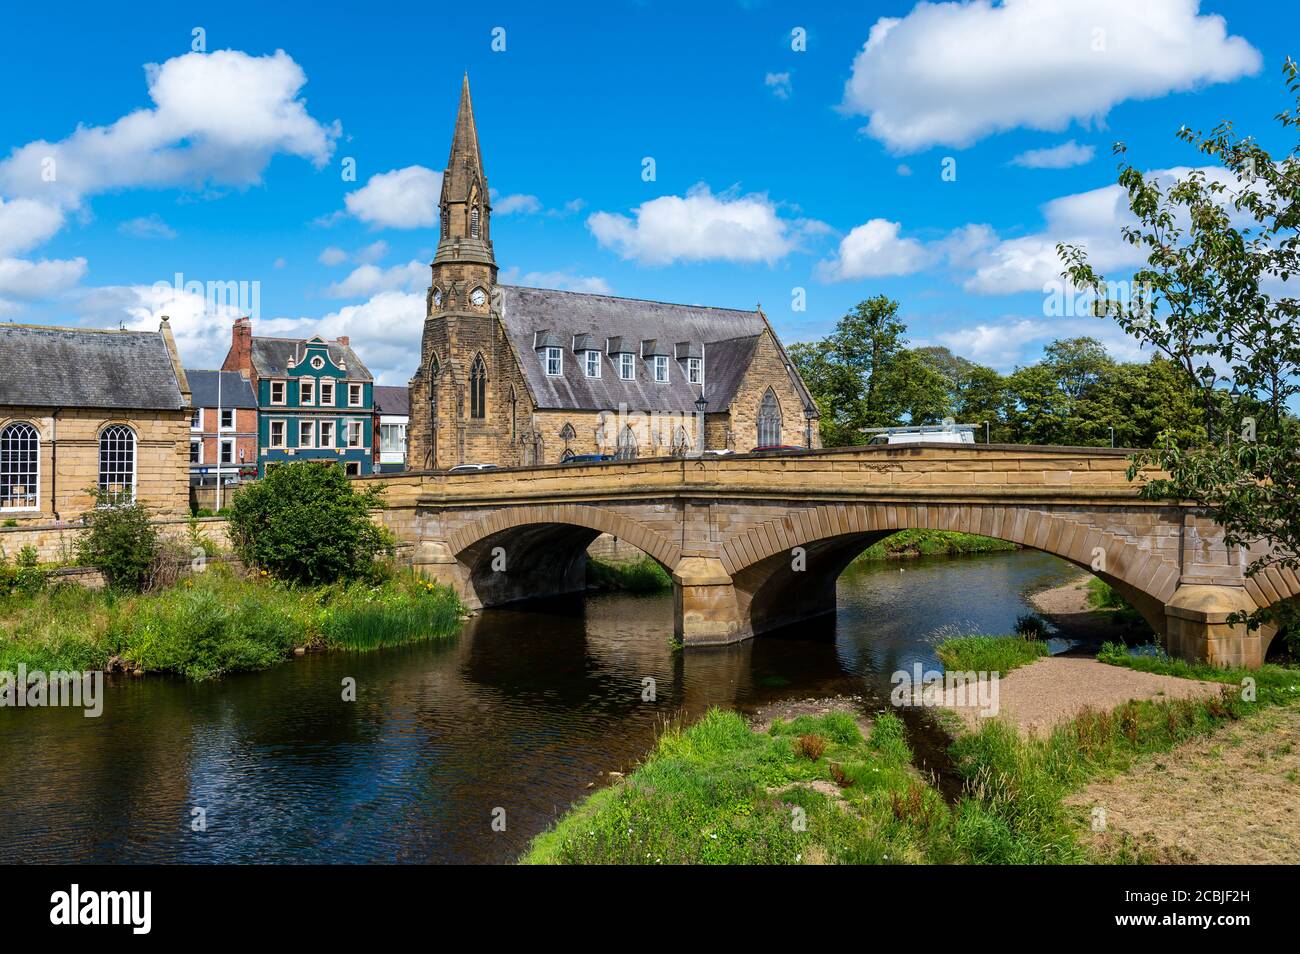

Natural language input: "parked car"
[561,453,615,464]
[447,463,501,473]
[703,448,735,456]
[748,444,806,455]
[862,424,977,445]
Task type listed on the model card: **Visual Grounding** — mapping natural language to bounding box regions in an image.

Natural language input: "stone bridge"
[364,445,1294,668]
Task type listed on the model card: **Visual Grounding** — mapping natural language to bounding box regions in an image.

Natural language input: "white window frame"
[344,461,361,476]
[320,380,335,406]
[270,380,286,405]
[319,420,335,449]
[348,382,364,407]
[346,420,364,448]
[0,421,41,511]
[97,424,137,505]
[269,419,287,449]
[687,357,703,385]
[219,438,236,466]
[219,407,235,431]
[653,355,669,383]
[190,438,203,466]
[619,353,635,380]
[544,347,563,377]
[298,420,315,449]
[300,378,315,406]
[584,350,601,378]
[380,422,406,457]
[190,408,203,432]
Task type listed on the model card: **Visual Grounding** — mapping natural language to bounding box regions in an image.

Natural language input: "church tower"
[409,75,507,470]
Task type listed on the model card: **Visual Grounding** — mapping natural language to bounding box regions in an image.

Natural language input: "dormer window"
[544,347,563,376]
[584,350,601,378]
[619,353,635,380]
[687,357,703,385]
[653,355,669,383]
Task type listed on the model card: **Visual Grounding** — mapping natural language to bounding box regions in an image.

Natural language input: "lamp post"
[804,405,817,449]
[1109,425,1115,448]
[694,389,708,455]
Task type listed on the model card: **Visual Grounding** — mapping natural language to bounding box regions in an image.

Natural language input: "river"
[0,549,1075,864]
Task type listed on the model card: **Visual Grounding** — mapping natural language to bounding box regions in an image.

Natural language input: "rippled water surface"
[0,549,1072,863]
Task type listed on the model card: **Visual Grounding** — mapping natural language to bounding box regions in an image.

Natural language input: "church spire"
[434,73,494,275]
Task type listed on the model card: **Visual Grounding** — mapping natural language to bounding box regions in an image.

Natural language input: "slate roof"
[0,324,186,410]
[249,336,372,380]
[497,285,813,413]
[374,385,410,417]
[185,370,257,409]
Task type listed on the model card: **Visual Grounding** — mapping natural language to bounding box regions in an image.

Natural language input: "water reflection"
[0,549,1072,863]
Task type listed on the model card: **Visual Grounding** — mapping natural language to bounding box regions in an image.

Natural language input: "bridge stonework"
[361,445,1292,668]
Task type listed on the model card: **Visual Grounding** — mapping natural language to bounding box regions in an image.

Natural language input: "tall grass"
[937,635,1049,674]
[0,565,464,680]
[1097,641,1300,706]
[586,556,672,593]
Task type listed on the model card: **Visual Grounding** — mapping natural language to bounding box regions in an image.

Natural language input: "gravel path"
[947,656,1224,736]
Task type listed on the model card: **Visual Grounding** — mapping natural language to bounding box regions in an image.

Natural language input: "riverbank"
[854,529,1017,561]
[1029,572,1151,644]
[524,641,1300,863]
[0,565,464,680]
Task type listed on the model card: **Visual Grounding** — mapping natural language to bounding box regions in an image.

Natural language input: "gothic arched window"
[98,424,136,504]
[470,206,481,238]
[615,425,638,461]
[559,422,576,445]
[469,354,487,419]
[0,421,39,510]
[757,388,782,447]
[672,424,690,457]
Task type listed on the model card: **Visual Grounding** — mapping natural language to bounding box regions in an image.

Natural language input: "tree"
[227,462,394,585]
[1042,337,1114,400]
[1060,58,1300,638]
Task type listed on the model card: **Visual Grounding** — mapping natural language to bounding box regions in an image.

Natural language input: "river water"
[0,549,1074,864]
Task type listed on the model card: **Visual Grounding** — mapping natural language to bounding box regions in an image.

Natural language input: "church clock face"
[470,287,487,307]
[432,288,442,307]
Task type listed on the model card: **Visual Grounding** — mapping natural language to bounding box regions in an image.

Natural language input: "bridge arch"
[444,503,681,609]
[718,502,1179,638]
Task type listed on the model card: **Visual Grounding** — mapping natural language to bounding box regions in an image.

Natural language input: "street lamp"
[695,389,708,455]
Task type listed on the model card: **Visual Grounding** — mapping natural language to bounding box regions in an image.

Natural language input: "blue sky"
[0,0,1295,383]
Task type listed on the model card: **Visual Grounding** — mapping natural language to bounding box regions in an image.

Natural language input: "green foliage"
[585,555,672,592]
[0,546,48,598]
[227,461,394,585]
[936,635,1049,674]
[1059,60,1300,642]
[318,572,463,651]
[854,529,1017,561]
[75,493,159,593]
[1013,613,1049,639]
[1096,641,1300,707]
[1085,578,1127,609]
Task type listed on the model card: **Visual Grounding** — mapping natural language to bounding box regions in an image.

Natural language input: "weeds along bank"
[524,637,1299,865]
[0,565,464,681]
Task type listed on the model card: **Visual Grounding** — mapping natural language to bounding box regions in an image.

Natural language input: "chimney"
[337,335,350,347]
[223,316,254,379]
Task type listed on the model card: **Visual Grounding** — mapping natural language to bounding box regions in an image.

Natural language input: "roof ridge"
[0,322,158,336]
[502,284,758,316]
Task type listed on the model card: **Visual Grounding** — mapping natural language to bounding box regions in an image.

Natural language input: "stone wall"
[0,406,189,523]
[0,515,230,564]
[725,329,820,451]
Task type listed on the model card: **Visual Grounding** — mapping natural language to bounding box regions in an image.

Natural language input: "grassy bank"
[0,566,463,680]
[586,555,672,593]
[937,635,1049,674]
[1097,641,1300,707]
[855,530,1017,561]
[524,674,1287,864]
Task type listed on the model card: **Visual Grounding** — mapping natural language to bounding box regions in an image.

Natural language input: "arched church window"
[615,425,638,461]
[470,206,480,238]
[470,354,487,420]
[757,388,782,447]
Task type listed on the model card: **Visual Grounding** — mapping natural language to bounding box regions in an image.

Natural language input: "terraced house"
[221,318,375,477]
[0,319,191,521]
[406,77,820,469]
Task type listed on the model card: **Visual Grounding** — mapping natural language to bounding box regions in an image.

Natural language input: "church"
[406,77,820,469]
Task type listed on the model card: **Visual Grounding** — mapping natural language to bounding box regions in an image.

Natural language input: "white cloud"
[1011,140,1096,169]
[494,193,542,216]
[841,0,1261,152]
[765,72,792,100]
[118,214,177,239]
[0,50,339,209]
[935,316,1147,371]
[0,197,65,256]
[325,260,426,298]
[0,256,88,301]
[499,267,611,295]
[262,291,425,384]
[588,183,815,266]
[343,165,442,229]
[353,240,390,265]
[817,219,930,281]
[318,246,348,266]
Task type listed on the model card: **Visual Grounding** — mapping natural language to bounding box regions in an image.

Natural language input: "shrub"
[76,493,159,593]
[1014,613,1049,639]
[0,545,48,598]
[227,461,394,584]
[793,733,827,760]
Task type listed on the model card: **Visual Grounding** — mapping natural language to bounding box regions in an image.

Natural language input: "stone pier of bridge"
[360,444,1290,669]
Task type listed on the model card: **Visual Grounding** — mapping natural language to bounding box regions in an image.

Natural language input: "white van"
[862,424,977,445]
